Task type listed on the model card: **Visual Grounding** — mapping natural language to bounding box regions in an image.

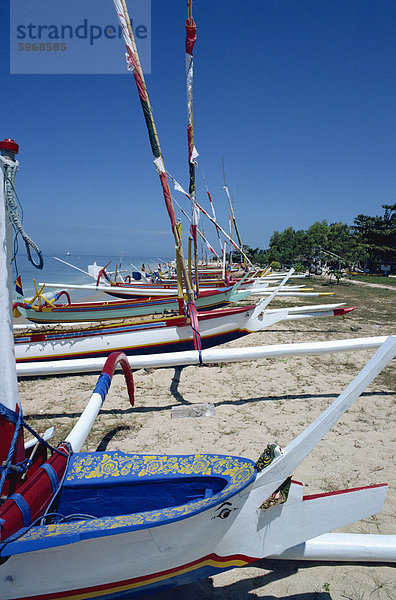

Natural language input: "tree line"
[237,204,396,273]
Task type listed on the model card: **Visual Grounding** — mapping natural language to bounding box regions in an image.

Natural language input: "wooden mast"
[116,0,195,306]
[185,0,199,293]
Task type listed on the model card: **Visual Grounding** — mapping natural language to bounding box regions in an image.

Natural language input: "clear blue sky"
[1,1,395,258]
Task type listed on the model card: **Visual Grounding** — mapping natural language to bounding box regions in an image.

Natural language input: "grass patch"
[274,276,395,326]
[347,274,396,286]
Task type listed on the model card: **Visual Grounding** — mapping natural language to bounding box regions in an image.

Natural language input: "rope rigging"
[0,401,70,500]
[2,158,43,270]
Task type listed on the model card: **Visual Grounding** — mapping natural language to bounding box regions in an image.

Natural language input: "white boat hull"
[14,305,272,365]
[14,303,350,375]
[1,480,388,600]
[2,338,395,599]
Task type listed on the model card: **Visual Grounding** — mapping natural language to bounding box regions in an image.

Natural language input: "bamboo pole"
[16,336,391,378]
[186,0,199,294]
[116,0,195,305]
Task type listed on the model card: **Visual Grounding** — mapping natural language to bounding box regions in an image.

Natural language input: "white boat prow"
[252,336,396,495]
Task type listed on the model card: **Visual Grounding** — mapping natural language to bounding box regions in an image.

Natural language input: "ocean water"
[12,253,173,300]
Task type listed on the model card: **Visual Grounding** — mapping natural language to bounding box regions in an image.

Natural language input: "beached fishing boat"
[2,332,396,600]
[38,261,314,296]
[14,301,355,370]
[13,279,251,324]
[2,338,396,599]
[38,278,326,299]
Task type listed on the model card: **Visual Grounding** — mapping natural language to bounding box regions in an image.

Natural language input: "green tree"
[239,204,394,272]
[352,204,396,270]
[266,227,305,265]
[306,221,329,253]
[266,220,366,270]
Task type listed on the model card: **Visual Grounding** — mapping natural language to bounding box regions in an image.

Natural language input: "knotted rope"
[0,401,69,499]
[2,159,43,270]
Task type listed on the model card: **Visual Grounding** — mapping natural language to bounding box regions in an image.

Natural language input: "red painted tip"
[101,351,135,406]
[334,306,357,316]
[0,138,19,153]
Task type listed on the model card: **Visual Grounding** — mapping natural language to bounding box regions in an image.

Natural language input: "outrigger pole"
[222,158,244,266]
[113,0,195,307]
[222,158,243,249]
[197,200,252,265]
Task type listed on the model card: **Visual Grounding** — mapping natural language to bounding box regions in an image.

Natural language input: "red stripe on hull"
[13,553,258,600]
[303,482,387,501]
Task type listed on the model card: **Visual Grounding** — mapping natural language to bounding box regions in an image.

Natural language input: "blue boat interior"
[57,476,228,518]
[1,451,256,557]
[54,451,256,521]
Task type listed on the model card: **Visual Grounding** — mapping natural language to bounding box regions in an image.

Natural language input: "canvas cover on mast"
[186,3,200,291]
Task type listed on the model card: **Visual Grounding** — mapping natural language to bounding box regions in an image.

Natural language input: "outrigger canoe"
[14,301,355,369]
[1,338,395,600]
[14,283,251,324]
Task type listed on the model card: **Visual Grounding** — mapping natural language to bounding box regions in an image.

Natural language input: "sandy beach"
[17,281,395,599]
